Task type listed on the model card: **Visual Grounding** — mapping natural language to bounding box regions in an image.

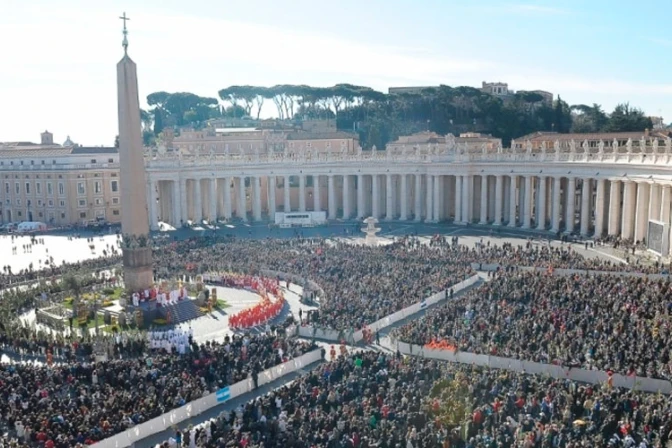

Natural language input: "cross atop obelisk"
[119,12,130,55]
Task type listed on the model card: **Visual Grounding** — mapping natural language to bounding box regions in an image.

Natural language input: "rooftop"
[518,131,671,142]
[0,146,117,158]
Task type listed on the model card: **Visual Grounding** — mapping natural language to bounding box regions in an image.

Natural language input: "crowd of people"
[154,352,672,448]
[3,231,672,447]
[393,270,672,380]
[153,238,474,330]
[0,333,316,446]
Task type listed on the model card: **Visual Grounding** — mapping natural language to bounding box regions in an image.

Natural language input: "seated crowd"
[393,270,672,380]
[155,352,672,448]
[0,334,316,446]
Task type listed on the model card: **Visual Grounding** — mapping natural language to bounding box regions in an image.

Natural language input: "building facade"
[145,130,672,255]
[0,132,120,226]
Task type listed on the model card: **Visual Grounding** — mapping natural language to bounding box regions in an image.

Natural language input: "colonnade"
[148,172,672,242]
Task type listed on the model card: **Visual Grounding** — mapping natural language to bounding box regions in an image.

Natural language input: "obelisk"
[117,13,153,293]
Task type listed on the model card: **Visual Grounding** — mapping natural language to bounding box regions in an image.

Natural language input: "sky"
[1,0,671,146]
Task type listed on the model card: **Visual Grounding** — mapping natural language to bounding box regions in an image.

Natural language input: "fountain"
[361,217,381,246]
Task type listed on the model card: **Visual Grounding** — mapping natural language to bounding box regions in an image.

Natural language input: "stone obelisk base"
[122,247,154,292]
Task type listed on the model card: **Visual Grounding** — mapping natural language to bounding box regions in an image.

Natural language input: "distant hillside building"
[481,81,510,96]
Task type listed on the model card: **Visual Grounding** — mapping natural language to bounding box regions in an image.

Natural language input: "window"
[26,200,31,206]
[41,160,45,165]
[95,198,102,205]
[38,212,43,218]
[111,173,117,177]
[78,199,86,207]
[112,210,120,215]
[48,212,54,221]
[15,183,19,195]
[36,182,41,195]
[48,199,54,207]
[37,199,42,206]
[25,182,30,195]
[16,199,21,206]
[111,180,118,192]
[112,197,119,204]
[77,182,85,195]
[94,181,101,194]
[91,159,97,164]
[4,183,8,195]
[58,182,65,196]
[79,212,87,219]
[59,200,65,207]
[61,213,65,219]
[30,160,34,165]
[47,183,53,195]
[108,158,114,163]
[17,211,22,217]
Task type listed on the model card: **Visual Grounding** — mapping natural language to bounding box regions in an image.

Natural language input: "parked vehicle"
[16,221,48,233]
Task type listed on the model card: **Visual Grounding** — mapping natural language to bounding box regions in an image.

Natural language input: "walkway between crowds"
[132,359,322,448]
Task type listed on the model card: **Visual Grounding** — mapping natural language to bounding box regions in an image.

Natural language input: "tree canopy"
[145,84,657,149]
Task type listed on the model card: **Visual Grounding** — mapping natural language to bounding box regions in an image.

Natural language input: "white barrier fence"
[471,263,670,279]
[385,339,672,394]
[94,349,322,448]
[298,275,481,344]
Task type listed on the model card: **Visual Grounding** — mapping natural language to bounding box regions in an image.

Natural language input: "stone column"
[328,175,336,219]
[594,179,606,237]
[414,174,422,222]
[522,176,532,229]
[283,176,291,213]
[462,175,472,224]
[209,178,217,222]
[252,177,262,221]
[634,182,650,242]
[660,185,671,226]
[400,174,408,220]
[357,174,365,219]
[608,180,621,236]
[649,184,661,221]
[550,177,561,233]
[455,175,462,223]
[425,175,433,222]
[343,175,351,219]
[223,177,232,220]
[433,175,441,222]
[386,174,394,220]
[537,176,547,230]
[564,178,575,233]
[172,180,181,227]
[493,175,503,225]
[580,179,591,236]
[238,176,247,222]
[372,174,380,218]
[299,175,306,212]
[268,176,276,218]
[480,175,488,224]
[180,178,188,226]
[508,175,517,227]
[193,178,203,223]
[313,176,321,212]
[147,178,159,230]
[621,181,636,240]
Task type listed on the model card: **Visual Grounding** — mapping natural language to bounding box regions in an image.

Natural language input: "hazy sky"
[2,0,671,146]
